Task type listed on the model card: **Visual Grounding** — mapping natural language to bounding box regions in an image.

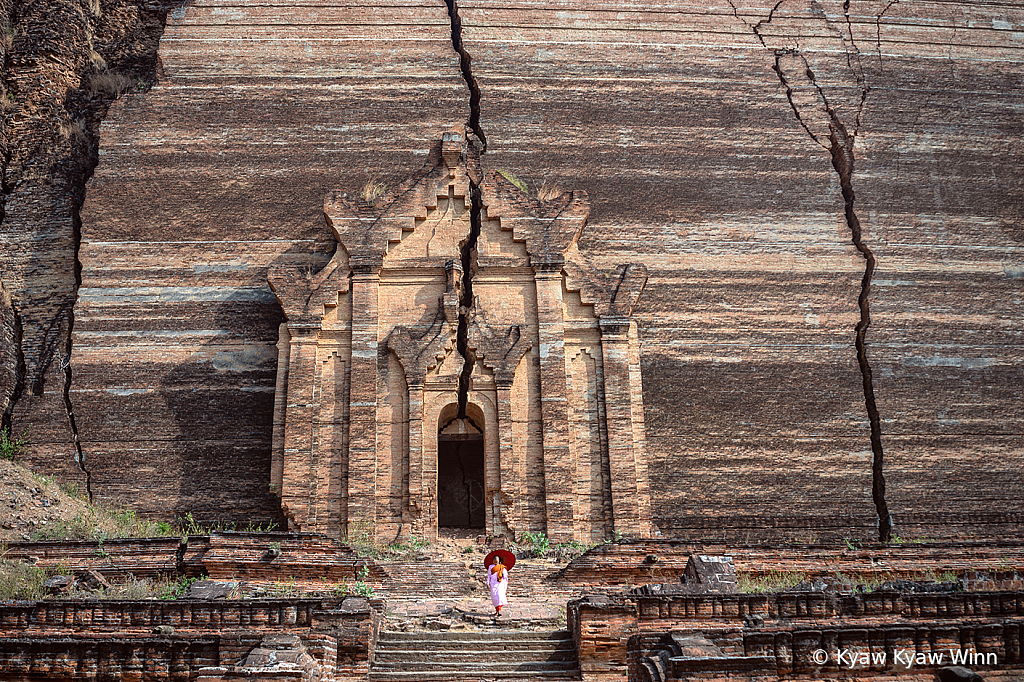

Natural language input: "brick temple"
[269,133,651,542]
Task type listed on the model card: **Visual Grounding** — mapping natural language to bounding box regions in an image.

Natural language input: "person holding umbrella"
[484,549,516,616]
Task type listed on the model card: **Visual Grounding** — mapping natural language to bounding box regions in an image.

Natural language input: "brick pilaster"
[534,267,574,541]
[347,269,379,534]
[280,326,320,531]
[599,317,651,537]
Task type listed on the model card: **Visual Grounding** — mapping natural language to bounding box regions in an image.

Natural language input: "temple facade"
[268,133,652,542]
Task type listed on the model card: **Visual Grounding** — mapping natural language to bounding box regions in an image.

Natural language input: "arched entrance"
[437,408,485,529]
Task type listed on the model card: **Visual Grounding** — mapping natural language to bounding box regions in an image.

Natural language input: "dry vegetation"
[1,442,274,544]
[59,119,88,144]
[736,568,963,594]
[0,555,201,602]
[536,180,563,202]
[0,449,171,543]
[0,557,55,601]
[88,49,107,71]
[0,453,239,602]
[361,177,387,205]
[87,72,135,98]
[736,570,807,593]
[497,169,528,193]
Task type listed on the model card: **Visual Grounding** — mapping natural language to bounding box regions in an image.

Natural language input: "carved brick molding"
[269,132,651,542]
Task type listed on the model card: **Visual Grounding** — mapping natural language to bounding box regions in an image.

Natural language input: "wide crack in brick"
[728,0,893,542]
[0,0,181,496]
[444,0,486,422]
[59,310,93,501]
[455,184,482,421]
[444,0,487,151]
[829,123,891,543]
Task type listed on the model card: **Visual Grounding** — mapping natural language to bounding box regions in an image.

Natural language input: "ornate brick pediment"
[268,132,651,542]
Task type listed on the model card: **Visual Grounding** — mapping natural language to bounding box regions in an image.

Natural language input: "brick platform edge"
[552,539,1024,588]
[4,531,388,586]
[568,590,1024,681]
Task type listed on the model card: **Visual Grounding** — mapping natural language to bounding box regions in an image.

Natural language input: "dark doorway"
[437,433,485,528]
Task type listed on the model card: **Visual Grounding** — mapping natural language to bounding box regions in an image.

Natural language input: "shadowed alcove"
[437,406,485,529]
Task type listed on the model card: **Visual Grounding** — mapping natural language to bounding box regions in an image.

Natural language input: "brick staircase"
[369,629,580,680]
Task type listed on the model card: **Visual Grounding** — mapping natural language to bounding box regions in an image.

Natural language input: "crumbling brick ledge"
[4,531,388,586]
[568,590,1024,681]
[552,539,1024,588]
[0,597,381,681]
[0,533,388,680]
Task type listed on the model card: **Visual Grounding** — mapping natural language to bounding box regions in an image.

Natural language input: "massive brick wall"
[454,0,1024,540]
[0,0,177,482]
[66,0,466,521]
[2,0,1021,538]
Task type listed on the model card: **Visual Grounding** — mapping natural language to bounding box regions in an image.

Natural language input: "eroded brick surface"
[65,0,465,524]
[569,590,1024,681]
[554,539,1024,587]
[0,598,378,681]
[0,0,1020,548]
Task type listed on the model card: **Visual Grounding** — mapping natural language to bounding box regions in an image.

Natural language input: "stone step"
[374,648,576,662]
[377,629,572,643]
[367,670,579,681]
[370,629,580,681]
[375,639,575,651]
[375,639,574,653]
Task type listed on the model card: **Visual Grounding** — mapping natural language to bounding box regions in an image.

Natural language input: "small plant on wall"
[0,427,28,461]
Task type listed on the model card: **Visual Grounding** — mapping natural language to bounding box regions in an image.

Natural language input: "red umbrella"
[484,549,516,570]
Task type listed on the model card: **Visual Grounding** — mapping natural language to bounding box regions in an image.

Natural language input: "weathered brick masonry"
[0,0,1020,541]
[554,539,1024,587]
[0,0,178,483]
[67,0,465,523]
[453,0,1024,540]
[0,597,380,681]
[568,589,1024,681]
[0,534,386,679]
[4,532,388,586]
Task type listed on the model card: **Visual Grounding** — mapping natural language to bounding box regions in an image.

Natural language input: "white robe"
[487,566,508,607]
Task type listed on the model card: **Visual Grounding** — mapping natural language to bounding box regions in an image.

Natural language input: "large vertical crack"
[455,185,481,419]
[60,307,93,501]
[0,0,180,492]
[829,123,891,543]
[63,194,92,499]
[444,0,487,152]
[444,0,486,420]
[730,0,893,542]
